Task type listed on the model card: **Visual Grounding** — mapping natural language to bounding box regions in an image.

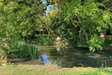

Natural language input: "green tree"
[49,0,112,51]
[0,0,49,57]
[0,0,112,54]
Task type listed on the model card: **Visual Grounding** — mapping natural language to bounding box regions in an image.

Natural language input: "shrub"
[0,41,37,59]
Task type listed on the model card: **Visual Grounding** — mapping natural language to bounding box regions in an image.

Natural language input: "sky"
[42,0,54,14]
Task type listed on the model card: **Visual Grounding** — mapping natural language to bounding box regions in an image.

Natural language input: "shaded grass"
[0,64,112,75]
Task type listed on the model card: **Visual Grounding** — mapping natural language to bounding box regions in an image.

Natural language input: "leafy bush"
[35,34,56,46]
[0,41,37,59]
[89,34,105,52]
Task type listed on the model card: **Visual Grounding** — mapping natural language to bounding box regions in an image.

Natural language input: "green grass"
[0,64,112,75]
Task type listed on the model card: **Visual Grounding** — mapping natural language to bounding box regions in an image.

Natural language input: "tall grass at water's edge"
[27,45,37,59]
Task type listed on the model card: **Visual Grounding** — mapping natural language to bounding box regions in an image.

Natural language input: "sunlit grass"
[0,64,112,75]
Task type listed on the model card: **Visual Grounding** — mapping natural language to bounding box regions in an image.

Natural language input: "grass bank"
[0,64,112,75]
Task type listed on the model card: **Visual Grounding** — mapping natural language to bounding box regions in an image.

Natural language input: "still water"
[35,46,112,68]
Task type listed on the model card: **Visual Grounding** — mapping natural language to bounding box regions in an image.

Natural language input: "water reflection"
[37,47,112,68]
[38,54,49,65]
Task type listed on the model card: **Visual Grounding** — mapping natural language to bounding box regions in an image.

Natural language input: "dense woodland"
[0,0,112,58]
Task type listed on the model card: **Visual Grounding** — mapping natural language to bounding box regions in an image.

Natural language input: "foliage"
[49,0,112,51]
[0,0,49,40]
[89,34,105,52]
[0,0,112,53]
[0,41,37,59]
[7,41,29,58]
[27,44,37,59]
[35,34,55,45]
[0,0,47,57]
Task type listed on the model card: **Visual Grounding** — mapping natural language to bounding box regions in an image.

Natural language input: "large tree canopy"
[0,0,50,56]
[0,0,112,52]
[0,0,48,40]
[48,0,112,51]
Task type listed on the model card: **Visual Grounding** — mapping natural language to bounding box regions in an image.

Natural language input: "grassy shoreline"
[0,64,112,75]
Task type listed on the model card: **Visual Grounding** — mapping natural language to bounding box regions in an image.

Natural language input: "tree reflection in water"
[37,47,112,68]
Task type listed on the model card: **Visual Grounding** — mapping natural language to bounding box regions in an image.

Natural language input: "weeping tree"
[48,0,112,51]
